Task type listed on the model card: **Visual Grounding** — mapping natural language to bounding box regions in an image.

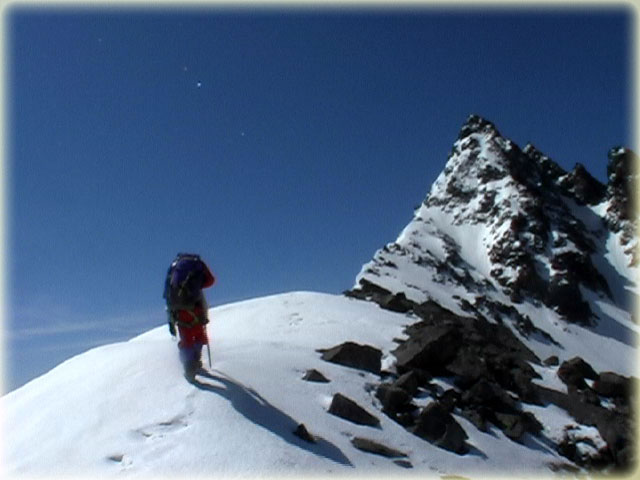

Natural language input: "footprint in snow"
[133,415,189,440]
[107,453,133,469]
[289,312,303,326]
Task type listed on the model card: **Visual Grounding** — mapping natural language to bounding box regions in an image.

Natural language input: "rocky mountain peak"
[456,114,502,140]
[346,116,638,472]
[353,115,636,324]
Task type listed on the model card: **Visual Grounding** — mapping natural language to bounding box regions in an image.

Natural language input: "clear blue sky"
[4,5,633,391]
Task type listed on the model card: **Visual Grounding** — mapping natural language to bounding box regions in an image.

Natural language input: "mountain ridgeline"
[3,115,637,477]
[344,115,637,471]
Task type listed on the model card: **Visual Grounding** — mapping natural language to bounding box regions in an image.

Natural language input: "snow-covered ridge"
[1,292,582,477]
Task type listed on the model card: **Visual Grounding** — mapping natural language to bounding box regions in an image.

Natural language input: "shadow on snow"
[192,369,353,467]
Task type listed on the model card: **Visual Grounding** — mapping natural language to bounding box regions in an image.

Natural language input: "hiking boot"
[184,359,201,381]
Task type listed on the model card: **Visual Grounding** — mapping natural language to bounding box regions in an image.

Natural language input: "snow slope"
[2,292,575,478]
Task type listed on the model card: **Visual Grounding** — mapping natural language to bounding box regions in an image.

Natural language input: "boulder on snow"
[411,402,469,455]
[393,459,414,469]
[328,393,380,427]
[302,369,330,383]
[293,423,316,443]
[557,357,598,389]
[593,372,631,399]
[392,370,421,396]
[544,355,560,366]
[494,412,527,442]
[350,437,407,458]
[375,384,413,415]
[318,342,382,374]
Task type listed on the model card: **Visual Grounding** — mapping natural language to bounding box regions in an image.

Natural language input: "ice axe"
[206,325,212,368]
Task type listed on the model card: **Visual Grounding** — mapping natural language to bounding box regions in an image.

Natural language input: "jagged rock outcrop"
[293,423,316,443]
[351,114,636,324]
[302,369,330,383]
[410,402,469,454]
[317,342,382,374]
[350,437,408,458]
[341,115,637,472]
[606,147,638,264]
[328,393,380,427]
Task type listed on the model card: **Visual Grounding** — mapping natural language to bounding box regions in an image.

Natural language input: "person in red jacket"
[163,253,216,379]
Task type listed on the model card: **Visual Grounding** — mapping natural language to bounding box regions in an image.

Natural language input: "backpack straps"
[168,297,209,328]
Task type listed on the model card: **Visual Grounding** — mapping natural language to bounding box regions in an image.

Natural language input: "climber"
[163,253,216,379]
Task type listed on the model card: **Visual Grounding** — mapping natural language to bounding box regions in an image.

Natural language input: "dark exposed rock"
[344,278,393,302]
[460,406,488,432]
[302,369,330,383]
[569,385,602,406]
[457,114,500,140]
[508,369,543,405]
[328,393,380,427]
[545,279,593,325]
[557,357,598,389]
[595,412,633,460]
[392,324,461,375]
[293,423,316,443]
[393,459,414,468]
[393,370,421,396]
[606,147,636,225]
[544,355,560,366]
[376,384,413,414]
[411,402,469,454]
[438,389,460,413]
[605,147,638,265]
[446,347,488,388]
[461,379,518,414]
[350,437,407,458]
[495,412,527,441]
[318,342,382,375]
[411,299,462,324]
[378,292,414,313]
[593,372,631,399]
[559,162,607,206]
[550,251,611,299]
[521,411,544,436]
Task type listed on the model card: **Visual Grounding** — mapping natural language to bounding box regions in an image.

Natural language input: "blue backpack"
[163,253,206,310]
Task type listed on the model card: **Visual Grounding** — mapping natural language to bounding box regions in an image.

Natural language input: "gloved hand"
[169,320,176,336]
